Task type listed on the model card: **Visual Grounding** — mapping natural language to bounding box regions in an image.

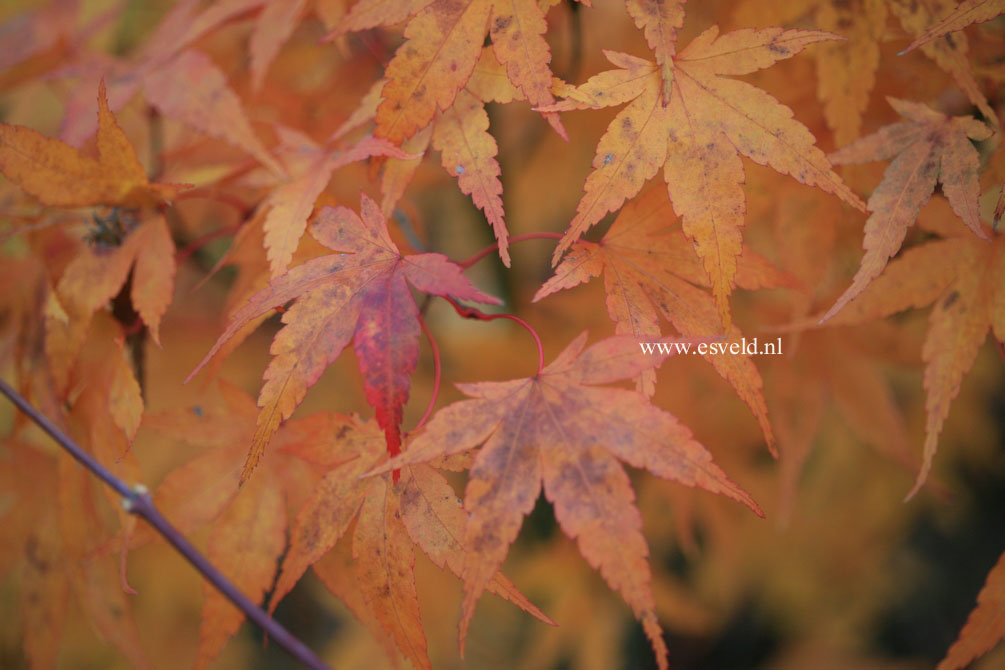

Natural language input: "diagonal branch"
[0,378,329,670]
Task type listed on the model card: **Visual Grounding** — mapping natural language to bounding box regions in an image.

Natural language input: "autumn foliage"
[1,0,1004,669]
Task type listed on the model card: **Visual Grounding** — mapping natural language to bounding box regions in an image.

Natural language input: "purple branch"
[0,378,328,670]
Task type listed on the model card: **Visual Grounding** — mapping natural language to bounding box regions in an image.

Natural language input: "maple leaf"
[901,0,1005,55]
[52,3,291,179]
[0,1,111,96]
[336,45,568,266]
[431,88,509,263]
[248,0,308,92]
[762,179,934,520]
[0,439,69,669]
[142,50,285,177]
[187,193,499,482]
[371,333,763,670]
[196,471,286,670]
[820,98,993,323]
[357,0,566,145]
[767,324,933,522]
[270,413,552,670]
[261,134,413,277]
[814,0,887,145]
[810,216,1005,497]
[535,186,791,448]
[45,212,175,391]
[4,401,142,667]
[34,314,151,667]
[938,549,1005,670]
[325,0,436,38]
[140,382,343,668]
[57,0,277,155]
[2,82,177,387]
[542,28,865,326]
[889,0,996,122]
[625,0,686,106]
[0,81,181,208]
[0,1,77,76]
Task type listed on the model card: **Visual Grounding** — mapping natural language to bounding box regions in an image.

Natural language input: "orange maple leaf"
[0,440,69,669]
[270,413,552,670]
[338,0,566,145]
[814,0,888,145]
[371,333,763,670]
[260,134,412,277]
[625,0,686,106]
[56,2,286,175]
[336,45,571,266]
[542,27,865,327]
[889,0,996,122]
[901,0,1005,55]
[811,213,1005,497]
[45,213,175,391]
[820,98,993,323]
[52,1,289,177]
[188,193,499,482]
[939,549,1005,670]
[142,50,285,177]
[0,80,180,208]
[248,0,308,91]
[142,384,334,669]
[535,186,793,448]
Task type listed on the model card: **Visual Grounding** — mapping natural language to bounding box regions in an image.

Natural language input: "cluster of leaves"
[0,0,1003,668]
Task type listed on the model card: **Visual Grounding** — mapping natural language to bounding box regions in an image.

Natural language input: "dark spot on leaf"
[470,527,499,553]
[492,15,513,35]
[942,290,960,309]
[299,522,321,551]
[400,484,421,512]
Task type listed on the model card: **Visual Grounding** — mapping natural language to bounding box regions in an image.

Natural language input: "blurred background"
[1,0,1003,668]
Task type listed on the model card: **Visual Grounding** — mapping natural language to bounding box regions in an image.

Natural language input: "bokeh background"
[1,1,1003,668]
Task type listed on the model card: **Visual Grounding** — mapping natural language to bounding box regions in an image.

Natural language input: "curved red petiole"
[457,232,563,270]
[442,296,545,377]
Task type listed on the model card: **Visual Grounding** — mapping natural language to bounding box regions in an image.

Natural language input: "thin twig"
[0,378,329,670]
[442,297,545,376]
